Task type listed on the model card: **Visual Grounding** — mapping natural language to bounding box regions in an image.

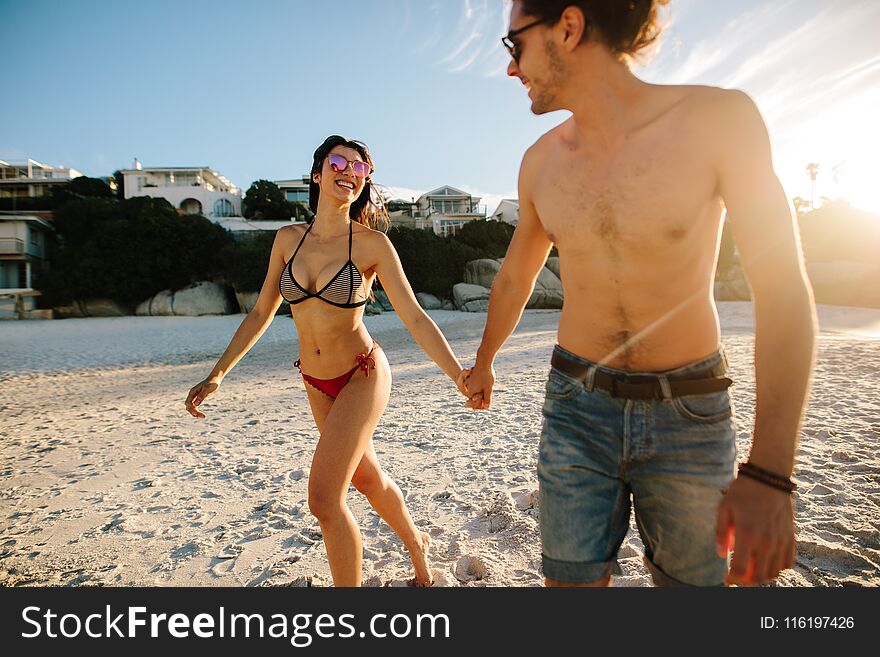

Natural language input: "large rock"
[136,289,174,316]
[74,298,132,317]
[23,309,53,320]
[453,283,490,312]
[526,268,564,309]
[235,291,289,315]
[172,281,235,316]
[463,259,502,289]
[364,302,382,315]
[714,279,751,301]
[463,258,563,309]
[462,299,489,312]
[374,290,394,311]
[807,262,880,308]
[545,257,560,279]
[234,291,259,314]
[441,299,455,311]
[416,292,443,310]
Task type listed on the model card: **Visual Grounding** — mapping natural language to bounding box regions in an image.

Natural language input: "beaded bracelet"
[738,461,797,494]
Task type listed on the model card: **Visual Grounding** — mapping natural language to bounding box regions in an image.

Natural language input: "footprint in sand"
[512,489,539,511]
[454,555,488,583]
[809,483,836,496]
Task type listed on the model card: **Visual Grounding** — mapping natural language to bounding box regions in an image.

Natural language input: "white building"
[0,159,83,201]
[274,176,312,221]
[0,213,53,316]
[492,199,520,226]
[118,160,243,220]
[389,186,486,236]
[274,176,310,206]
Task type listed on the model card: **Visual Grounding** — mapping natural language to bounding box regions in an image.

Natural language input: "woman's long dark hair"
[309,135,390,231]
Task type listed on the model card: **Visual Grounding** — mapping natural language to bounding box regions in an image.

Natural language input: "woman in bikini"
[185,135,469,586]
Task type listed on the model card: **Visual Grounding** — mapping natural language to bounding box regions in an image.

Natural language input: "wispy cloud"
[411,0,511,77]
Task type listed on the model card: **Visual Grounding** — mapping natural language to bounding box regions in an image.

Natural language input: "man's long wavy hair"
[309,135,390,232]
[517,0,670,62]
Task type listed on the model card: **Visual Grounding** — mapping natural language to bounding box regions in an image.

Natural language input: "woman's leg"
[304,350,392,587]
[350,442,432,586]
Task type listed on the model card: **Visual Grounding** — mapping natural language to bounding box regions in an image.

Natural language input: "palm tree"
[806,163,819,209]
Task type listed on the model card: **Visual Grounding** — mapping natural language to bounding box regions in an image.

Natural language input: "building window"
[213,198,235,217]
[285,190,309,203]
[180,198,202,215]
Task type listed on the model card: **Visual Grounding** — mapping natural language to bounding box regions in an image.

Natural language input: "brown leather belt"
[550,349,733,400]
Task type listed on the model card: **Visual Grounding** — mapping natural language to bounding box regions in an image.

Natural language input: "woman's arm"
[370,232,463,383]
[206,227,290,382]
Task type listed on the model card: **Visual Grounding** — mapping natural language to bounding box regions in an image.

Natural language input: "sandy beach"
[1,302,878,587]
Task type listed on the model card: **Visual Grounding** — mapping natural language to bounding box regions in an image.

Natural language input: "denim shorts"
[538,344,737,586]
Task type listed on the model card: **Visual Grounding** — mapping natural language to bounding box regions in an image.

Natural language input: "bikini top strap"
[291,220,315,261]
[348,220,353,258]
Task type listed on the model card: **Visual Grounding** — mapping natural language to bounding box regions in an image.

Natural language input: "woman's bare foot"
[407,531,433,587]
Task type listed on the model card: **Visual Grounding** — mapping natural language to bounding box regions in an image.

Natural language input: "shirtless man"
[464,0,817,587]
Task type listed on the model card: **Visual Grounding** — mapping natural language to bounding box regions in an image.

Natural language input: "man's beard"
[531,38,566,114]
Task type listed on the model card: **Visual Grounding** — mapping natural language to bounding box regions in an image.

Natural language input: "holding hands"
[455,363,495,410]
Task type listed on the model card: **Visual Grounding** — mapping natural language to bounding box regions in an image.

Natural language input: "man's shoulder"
[522,118,571,168]
[669,84,761,125]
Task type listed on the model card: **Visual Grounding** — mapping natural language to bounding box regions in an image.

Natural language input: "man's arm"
[714,89,817,584]
[468,145,554,408]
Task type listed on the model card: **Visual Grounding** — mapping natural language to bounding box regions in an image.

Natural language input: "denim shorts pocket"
[671,389,732,424]
[545,368,581,401]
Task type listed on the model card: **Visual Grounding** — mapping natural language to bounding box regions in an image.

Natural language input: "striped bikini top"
[279,220,369,308]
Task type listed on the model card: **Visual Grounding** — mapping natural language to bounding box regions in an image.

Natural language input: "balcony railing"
[0,238,24,254]
[0,239,43,257]
[412,204,487,219]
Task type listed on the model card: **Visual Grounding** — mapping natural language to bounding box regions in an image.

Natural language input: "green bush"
[386,226,482,298]
[35,196,233,307]
[797,199,880,264]
[454,219,515,258]
[219,230,277,292]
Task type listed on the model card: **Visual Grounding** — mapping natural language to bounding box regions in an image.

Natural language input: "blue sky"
[1,0,878,214]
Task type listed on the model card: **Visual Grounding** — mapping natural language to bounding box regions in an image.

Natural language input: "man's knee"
[545,574,611,587]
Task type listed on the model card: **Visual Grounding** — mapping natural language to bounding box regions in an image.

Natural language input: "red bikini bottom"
[295,340,379,400]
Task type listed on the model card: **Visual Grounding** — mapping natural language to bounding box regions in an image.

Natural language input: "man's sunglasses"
[327,153,372,178]
[501,17,553,63]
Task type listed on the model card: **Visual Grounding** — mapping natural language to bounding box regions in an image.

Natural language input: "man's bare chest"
[532,140,718,250]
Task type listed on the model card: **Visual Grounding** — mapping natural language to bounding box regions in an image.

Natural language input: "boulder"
[364,302,383,315]
[463,259,502,289]
[234,291,259,314]
[74,298,132,317]
[23,309,53,320]
[462,299,490,312]
[171,281,235,316]
[136,289,174,316]
[416,292,443,310]
[713,279,751,302]
[462,258,563,309]
[806,262,880,308]
[526,268,564,309]
[374,289,394,311]
[441,299,455,311]
[545,257,560,279]
[453,283,490,312]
